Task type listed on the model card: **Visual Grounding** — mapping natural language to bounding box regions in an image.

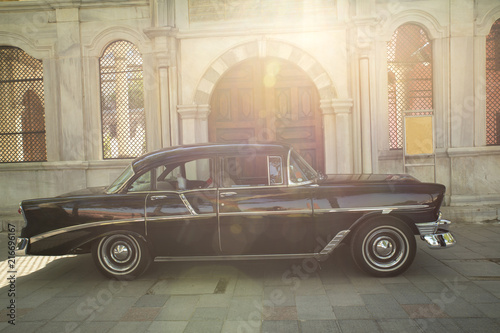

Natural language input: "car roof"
[131,142,292,173]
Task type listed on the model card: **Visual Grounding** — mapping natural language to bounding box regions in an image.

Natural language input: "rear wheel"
[351,216,416,277]
[92,233,151,280]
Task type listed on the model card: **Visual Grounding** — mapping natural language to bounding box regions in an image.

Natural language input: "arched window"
[99,40,146,159]
[387,24,433,149]
[486,18,500,146]
[0,47,47,163]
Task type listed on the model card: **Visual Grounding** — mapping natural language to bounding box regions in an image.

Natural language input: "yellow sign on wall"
[405,116,433,155]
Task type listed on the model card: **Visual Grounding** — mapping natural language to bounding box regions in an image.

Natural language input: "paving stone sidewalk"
[0,223,499,332]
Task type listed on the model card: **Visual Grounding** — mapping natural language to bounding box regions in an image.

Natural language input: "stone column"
[320,99,337,174]
[144,26,179,148]
[158,56,171,147]
[450,0,475,148]
[333,99,354,174]
[168,61,179,146]
[178,104,211,145]
[359,55,372,174]
[197,104,210,144]
[55,7,84,161]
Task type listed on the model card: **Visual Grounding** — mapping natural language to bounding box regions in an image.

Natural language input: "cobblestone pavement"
[1,223,499,333]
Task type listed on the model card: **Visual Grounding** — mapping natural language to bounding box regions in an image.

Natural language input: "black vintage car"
[16,143,455,279]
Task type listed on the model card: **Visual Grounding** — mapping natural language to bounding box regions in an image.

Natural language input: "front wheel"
[92,233,151,280]
[351,216,416,277]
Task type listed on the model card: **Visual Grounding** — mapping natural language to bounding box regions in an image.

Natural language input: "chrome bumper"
[416,218,456,248]
[15,237,29,256]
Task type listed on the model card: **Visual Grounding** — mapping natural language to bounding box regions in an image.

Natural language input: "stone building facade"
[1,0,500,224]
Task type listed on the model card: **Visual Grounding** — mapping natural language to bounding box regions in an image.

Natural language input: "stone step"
[441,205,500,224]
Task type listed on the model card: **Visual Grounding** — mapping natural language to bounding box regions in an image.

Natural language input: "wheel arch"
[83,229,152,256]
[91,230,153,280]
[348,212,419,236]
[349,213,417,277]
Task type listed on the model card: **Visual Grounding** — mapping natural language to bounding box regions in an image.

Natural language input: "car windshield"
[289,150,318,184]
[106,165,134,194]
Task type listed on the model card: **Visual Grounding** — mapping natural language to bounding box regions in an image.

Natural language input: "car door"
[218,154,315,255]
[137,157,219,257]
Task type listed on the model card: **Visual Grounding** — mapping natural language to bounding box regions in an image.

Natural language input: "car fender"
[27,219,147,256]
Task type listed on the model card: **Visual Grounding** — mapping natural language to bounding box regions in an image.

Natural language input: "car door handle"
[150,195,168,201]
[220,192,237,197]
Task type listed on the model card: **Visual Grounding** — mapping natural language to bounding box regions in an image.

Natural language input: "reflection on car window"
[159,158,212,191]
[222,154,280,187]
[289,151,317,184]
[269,156,283,185]
[128,170,152,192]
[128,158,214,193]
[107,165,134,194]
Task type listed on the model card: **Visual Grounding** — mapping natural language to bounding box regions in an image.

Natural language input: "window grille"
[0,47,47,163]
[100,41,146,159]
[486,19,500,146]
[387,24,433,150]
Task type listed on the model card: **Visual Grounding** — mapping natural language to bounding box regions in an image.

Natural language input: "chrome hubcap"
[362,226,408,271]
[98,235,141,274]
[112,243,130,262]
[373,237,395,259]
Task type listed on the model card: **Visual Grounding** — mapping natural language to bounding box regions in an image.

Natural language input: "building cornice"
[0,0,148,12]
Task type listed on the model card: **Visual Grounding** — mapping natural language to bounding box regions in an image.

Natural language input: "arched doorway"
[209,58,324,172]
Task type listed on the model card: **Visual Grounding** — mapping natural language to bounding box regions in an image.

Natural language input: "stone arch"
[477,6,500,36]
[0,31,54,59]
[83,26,152,58]
[193,39,337,105]
[380,10,447,42]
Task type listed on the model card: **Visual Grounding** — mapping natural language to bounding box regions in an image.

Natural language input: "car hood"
[57,186,108,198]
[321,174,421,185]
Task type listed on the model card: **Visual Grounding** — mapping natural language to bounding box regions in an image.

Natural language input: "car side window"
[127,158,213,193]
[289,151,317,184]
[156,158,213,191]
[128,170,153,192]
[222,154,283,187]
[269,156,283,185]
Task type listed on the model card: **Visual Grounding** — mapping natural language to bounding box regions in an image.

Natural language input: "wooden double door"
[209,58,324,172]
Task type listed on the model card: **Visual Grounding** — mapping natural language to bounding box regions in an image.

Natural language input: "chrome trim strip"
[218,184,290,190]
[220,191,237,197]
[146,214,217,222]
[15,237,29,256]
[144,195,149,236]
[154,253,316,262]
[179,193,198,215]
[319,230,350,256]
[313,204,430,214]
[415,217,452,236]
[216,178,222,253]
[219,209,311,217]
[438,219,452,229]
[415,221,438,235]
[267,155,271,186]
[18,202,28,228]
[30,218,145,244]
[130,188,216,195]
[287,149,292,184]
[151,195,169,201]
[287,180,314,187]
